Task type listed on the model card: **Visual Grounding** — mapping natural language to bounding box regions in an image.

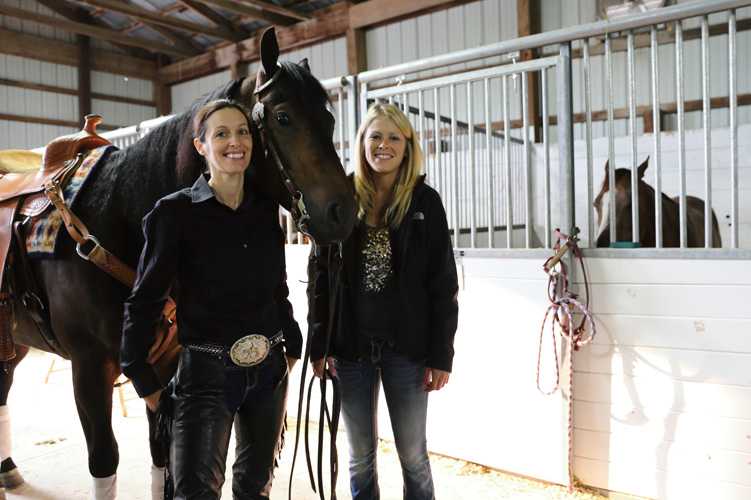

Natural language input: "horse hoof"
[0,468,24,489]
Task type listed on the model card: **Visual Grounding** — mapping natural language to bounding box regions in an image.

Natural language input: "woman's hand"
[312,357,336,378]
[144,389,163,413]
[423,368,450,392]
[286,355,298,372]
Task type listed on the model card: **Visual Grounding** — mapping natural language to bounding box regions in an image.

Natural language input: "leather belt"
[185,331,284,367]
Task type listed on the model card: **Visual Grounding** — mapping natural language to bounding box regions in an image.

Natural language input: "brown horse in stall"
[0,28,355,499]
[593,157,722,248]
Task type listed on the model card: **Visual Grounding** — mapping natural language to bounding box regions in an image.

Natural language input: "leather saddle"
[0,115,111,358]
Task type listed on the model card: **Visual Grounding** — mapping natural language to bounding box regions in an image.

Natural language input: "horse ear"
[298,58,311,73]
[604,159,609,177]
[638,156,649,179]
[257,27,279,88]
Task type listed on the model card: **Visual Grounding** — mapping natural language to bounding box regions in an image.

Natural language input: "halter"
[251,69,311,235]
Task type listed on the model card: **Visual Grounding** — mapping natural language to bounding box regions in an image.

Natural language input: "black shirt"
[354,225,397,341]
[121,173,302,398]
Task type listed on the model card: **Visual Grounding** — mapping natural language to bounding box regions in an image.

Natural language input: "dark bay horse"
[593,157,721,248]
[0,28,355,499]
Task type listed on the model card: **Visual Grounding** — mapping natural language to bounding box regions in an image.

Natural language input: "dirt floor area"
[3,349,608,499]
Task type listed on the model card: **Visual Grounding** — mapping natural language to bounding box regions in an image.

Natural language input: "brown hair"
[192,98,252,143]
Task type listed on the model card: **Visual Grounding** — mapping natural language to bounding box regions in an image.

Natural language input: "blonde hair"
[354,103,423,228]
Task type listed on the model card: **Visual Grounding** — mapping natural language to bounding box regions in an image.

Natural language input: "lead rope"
[289,243,342,500]
[536,228,596,494]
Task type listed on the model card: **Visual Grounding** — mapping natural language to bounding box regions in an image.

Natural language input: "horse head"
[245,27,355,245]
[593,157,651,247]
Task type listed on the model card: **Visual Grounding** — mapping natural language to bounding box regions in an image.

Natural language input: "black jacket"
[307,176,459,372]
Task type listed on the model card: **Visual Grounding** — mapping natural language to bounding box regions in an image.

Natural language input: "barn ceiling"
[4,0,345,62]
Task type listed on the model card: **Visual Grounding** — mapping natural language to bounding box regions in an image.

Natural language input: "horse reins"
[537,228,596,494]
[251,68,342,500]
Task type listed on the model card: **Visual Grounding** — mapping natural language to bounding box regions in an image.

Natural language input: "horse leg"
[146,407,166,500]
[0,345,29,489]
[71,352,120,500]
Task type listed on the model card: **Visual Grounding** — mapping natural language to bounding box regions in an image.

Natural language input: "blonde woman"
[308,103,458,500]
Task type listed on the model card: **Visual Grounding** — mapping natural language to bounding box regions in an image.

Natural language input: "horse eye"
[276,111,290,126]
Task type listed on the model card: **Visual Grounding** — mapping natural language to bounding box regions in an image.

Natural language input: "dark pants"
[170,346,288,500]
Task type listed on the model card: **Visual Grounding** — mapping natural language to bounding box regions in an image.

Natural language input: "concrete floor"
[2,349,605,499]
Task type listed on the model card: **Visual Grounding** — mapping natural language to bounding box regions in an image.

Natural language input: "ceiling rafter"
[193,0,298,25]
[234,0,310,21]
[178,0,250,40]
[76,0,237,41]
[0,4,193,58]
[36,0,153,60]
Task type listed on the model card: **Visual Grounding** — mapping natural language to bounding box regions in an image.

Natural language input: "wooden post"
[77,34,91,127]
[154,55,172,117]
[346,27,367,74]
[517,0,541,142]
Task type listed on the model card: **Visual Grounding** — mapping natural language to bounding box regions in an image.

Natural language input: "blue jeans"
[334,346,435,500]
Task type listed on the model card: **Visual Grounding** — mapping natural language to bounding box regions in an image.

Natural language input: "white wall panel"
[0,0,75,43]
[282,38,346,80]
[170,70,231,115]
[366,0,518,75]
[566,257,751,499]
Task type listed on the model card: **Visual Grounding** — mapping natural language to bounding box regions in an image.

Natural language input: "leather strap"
[43,159,135,288]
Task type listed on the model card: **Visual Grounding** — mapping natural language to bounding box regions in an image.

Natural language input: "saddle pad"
[25,146,114,258]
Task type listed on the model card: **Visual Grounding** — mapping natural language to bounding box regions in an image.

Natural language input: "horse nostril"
[327,202,342,225]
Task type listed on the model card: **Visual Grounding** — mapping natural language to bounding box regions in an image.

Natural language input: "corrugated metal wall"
[0,0,155,150]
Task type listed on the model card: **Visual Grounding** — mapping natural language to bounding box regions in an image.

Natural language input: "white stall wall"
[170,70,233,115]
[571,258,751,500]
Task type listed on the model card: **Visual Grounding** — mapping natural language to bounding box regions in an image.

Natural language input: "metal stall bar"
[650,26,663,248]
[345,76,359,173]
[450,84,459,246]
[627,31,639,244]
[583,39,593,248]
[605,34,616,244]
[701,15,712,248]
[542,68,551,249]
[676,21,687,248]
[484,78,494,248]
[418,90,426,178]
[521,72,532,248]
[434,88,442,198]
[337,87,346,165]
[729,10,738,248]
[558,43,575,239]
[503,75,513,248]
[467,81,477,247]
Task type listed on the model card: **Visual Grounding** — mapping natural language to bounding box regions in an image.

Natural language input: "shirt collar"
[190,173,215,204]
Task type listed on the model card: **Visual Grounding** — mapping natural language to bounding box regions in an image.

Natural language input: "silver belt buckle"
[229,334,270,367]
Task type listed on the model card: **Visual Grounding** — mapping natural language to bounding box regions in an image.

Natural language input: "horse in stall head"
[593,157,721,248]
[0,27,355,499]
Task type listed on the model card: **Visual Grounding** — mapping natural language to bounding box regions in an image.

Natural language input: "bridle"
[250,69,311,235]
[250,67,342,500]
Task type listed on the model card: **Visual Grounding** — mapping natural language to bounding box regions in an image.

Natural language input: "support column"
[154,55,172,117]
[346,27,367,75]
[517,0,541,142]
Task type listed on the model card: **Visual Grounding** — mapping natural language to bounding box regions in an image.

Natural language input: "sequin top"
[361,225,393,293]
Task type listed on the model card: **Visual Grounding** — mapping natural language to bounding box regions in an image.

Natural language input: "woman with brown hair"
[121,98,301,499]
